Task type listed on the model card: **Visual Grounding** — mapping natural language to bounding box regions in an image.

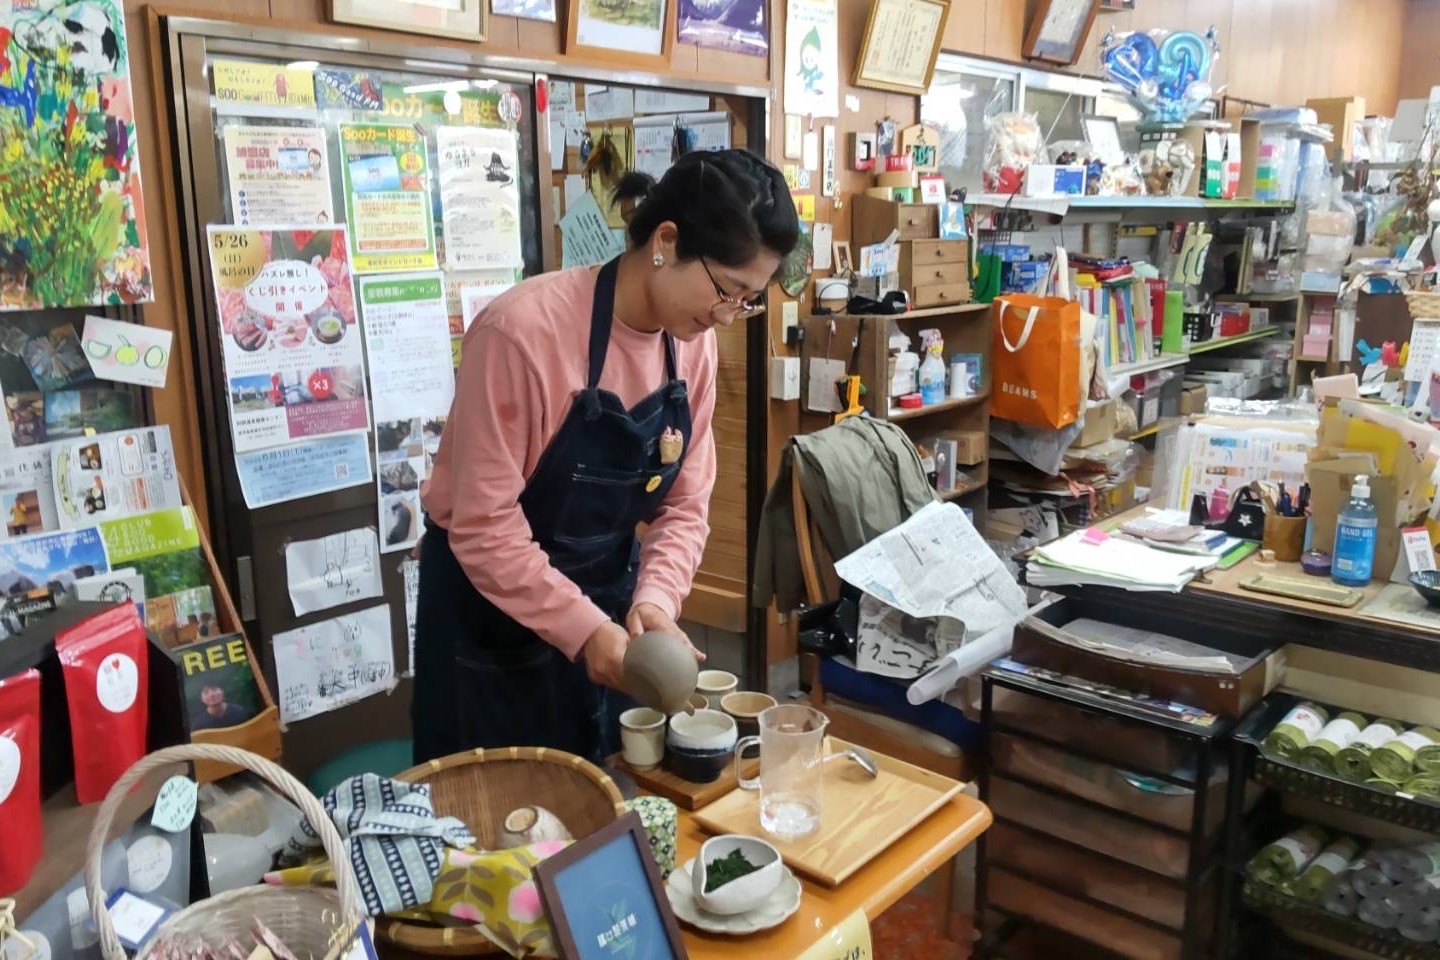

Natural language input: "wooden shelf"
[1110,353,1188,377]
[1124,416,1183,442]
[1215,292,1302,303]
[888,392,988,421]
[847,302,990,320]
[1188,327,1280,354]
[967,194,1296,216]
[939,479,986,502]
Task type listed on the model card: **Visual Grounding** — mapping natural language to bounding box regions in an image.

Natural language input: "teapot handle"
[734,736,762,790]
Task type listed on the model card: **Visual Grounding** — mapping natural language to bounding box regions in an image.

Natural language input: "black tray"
[1243,880,1440,960]
[1235,693,1440,832]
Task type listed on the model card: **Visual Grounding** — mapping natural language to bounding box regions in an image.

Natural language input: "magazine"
[171,633,262,732]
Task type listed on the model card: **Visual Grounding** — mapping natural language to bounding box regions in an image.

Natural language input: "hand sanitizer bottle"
[1332,474,1377,587]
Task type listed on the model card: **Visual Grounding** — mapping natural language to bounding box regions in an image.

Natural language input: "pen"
[1297,483,1310,516]
[1278,483,1292,517]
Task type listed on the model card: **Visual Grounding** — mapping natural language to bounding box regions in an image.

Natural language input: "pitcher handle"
[734,735,761,790]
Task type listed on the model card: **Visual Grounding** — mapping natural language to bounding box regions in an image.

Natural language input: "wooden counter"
[675,793,991,958]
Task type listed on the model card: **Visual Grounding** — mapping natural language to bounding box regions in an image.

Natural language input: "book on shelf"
[169,633,264,733]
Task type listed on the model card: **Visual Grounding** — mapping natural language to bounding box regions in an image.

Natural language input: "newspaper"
[834,501,1028,681]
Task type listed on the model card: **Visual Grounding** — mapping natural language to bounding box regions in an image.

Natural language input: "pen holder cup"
[1262,514,1307,562]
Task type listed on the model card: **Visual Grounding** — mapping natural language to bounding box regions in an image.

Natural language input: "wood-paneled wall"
[1398,0,1440,104]
[938,0,1407,116]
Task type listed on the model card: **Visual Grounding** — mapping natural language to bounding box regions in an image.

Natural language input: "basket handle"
[86,743,364,960]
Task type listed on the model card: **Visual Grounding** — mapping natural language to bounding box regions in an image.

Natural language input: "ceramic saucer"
[665,857,802,934]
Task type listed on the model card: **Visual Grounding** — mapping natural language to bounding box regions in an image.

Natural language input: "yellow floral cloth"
[265,840,571,958]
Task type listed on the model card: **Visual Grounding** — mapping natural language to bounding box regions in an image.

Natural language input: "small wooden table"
[674,793,992,958]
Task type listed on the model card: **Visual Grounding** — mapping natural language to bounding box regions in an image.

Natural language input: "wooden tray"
[692,737,963,887]
[609,752,759,811]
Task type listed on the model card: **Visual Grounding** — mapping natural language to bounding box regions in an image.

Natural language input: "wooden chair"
[789,468,973,934]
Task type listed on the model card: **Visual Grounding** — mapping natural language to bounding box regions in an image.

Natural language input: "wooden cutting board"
[692,737,963,887]
[608,753,760,811]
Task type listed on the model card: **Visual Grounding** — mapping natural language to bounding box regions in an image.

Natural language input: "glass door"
[922,57,1020,195]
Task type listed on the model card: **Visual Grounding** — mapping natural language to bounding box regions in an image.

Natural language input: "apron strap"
[588,258,620,391]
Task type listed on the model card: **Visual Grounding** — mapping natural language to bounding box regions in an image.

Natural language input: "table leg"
[939,853,958,939]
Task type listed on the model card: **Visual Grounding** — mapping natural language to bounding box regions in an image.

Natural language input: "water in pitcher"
[760,792,821,839]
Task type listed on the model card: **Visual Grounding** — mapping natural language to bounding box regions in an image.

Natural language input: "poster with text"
[51,426,182,529]
[0,526,109,595]
[338,123,438,273]
[435,126,523,271]
[359,273,453,553]
[207,226,371,453]
[211,59,317,112]
[0,444,59,539]
[235,434,372,510]
[272,604,394,724]
[223,125,334,226]
[783,0,839,118]
[1,0,152,310]
[444,269,516,336]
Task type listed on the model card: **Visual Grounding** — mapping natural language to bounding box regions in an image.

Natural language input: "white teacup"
[619,707,666,770]
[696,669,739,710]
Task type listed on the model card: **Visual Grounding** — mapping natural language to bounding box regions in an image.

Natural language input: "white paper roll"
[906,621,1017,705]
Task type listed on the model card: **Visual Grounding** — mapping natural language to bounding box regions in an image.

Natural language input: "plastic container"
[1332,475,1378,587]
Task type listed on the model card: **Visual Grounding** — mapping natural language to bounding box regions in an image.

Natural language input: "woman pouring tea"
[413,149,799,764]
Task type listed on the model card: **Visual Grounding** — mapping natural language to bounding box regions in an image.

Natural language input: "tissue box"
[1023,164,1087,197]
[1216,303,1250,338]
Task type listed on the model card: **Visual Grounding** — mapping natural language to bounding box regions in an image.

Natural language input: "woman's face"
[647,221,781,341]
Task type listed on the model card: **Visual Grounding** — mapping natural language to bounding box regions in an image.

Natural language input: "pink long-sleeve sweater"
[421,266,717,660]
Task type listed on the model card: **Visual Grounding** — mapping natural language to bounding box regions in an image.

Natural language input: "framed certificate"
[853,0,952,96]
[1023,0,1100,66]
[330,0,486,41]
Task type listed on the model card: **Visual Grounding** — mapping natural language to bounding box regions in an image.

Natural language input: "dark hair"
[614,149,799,268]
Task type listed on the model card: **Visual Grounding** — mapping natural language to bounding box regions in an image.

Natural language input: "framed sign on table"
[330,0,487,40]
[852,0,952,97]
[1023,0,1100,66]
[566,0,676,70]
[535,813,689,959]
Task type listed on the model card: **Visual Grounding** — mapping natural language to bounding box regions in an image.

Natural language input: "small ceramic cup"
[665,709,738,784]
[696,670,739,709]
[691,834,784,915]
[619,707,667,770]
[720,691,777,739]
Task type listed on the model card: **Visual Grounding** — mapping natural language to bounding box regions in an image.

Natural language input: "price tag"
[1403,527,1436,575]
[150,775,197,833]
[104,890,169,950]
[796,908,871,960]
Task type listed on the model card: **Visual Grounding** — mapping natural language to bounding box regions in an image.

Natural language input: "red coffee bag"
[0,668,42,895]
[57,604,149,804]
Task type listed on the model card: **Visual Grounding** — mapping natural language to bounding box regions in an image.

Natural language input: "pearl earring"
[653,253,665,267]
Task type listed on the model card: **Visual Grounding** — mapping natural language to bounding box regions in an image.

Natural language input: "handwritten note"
[273,604,395,724]
[285,528,384,616]
[795,908,871,960]
[402,558,420,677]
[82,316,174,389]
[150,775,198,833]
[560,191,625,268]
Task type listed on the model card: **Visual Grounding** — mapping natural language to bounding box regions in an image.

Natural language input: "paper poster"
[560,192,626,268]
[338,123,438,273]
[435,126,524,271]
[575,0,666,55]
[633,121,676,180]
[583,85,635,123]
[72,566,145,612]
[550,81,576,112]
[284,528,384,616]
[0,526,109,595]
[222,125,334,226]
[378,82,505,129]
[444,269,515,335]
[563,174,587,210]
[51,427,182,529]
[402,558,420,676]
[678,0,767,56]
[0,444,59,539]
[565,110,589,149]
[1406,319,1440,382]
[81,316,173,389]
[783,0,839,118]
[635,89,712,114]
[357,273,454,554]
[1,0,152,310]
[235,434,372,510]
[212,60,317,112]
[97,506,199,566]
[207,226,370,453]
[315,69,385,111]
[549,111,566,170]
[272,604,395,724]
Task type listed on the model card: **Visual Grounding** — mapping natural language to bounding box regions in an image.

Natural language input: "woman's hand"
[626,602,706,662]
[582,621,631,689]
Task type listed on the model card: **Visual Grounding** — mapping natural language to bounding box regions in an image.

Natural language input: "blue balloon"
[1101,28,1217,124]
[1101,31,1157,95]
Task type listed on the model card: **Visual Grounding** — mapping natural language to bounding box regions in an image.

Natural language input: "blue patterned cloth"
[282,773,475,916]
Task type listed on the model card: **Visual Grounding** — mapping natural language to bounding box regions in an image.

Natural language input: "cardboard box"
[1074,399,1118,448]
[1012,595,1285,718]
[1180,383,1208,416]
[951,430,986,465]
[1306,96,1366,164]
[1306,463,1401,581]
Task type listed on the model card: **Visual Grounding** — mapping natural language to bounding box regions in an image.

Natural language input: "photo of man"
[192,683,251,730]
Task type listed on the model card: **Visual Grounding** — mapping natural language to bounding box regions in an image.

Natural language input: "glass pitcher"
[733,704,828,839]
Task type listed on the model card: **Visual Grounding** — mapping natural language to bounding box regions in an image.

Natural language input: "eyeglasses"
[700,257,765,316]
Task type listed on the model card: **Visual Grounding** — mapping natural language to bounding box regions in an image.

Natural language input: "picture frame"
[330,0,486,41]
[534,812,689,960]
[1022,0,1100,66]
[852,0,952,96]
[492,0,558,22]
[833,241,853,276]
[565,0,675,71]
[1081,114,1125,163]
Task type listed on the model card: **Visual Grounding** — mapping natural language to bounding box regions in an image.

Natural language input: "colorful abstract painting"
[0,0,152,310]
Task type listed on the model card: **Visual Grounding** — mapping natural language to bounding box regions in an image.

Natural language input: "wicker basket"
[378,746,626,956]
[1406,290,1440,320]
[85,743,366,960]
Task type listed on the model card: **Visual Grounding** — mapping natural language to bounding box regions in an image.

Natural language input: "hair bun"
[614,170,657,204]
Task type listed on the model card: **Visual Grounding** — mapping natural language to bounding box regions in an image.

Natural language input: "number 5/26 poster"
[206,226,371,454]
[338,123,438,274]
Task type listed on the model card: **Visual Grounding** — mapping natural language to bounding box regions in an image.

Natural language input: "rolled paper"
[1367,776,1404,794]
[1248,824,1328,886]
[1337,719,1406,780]
[1292,837,1362,902]
[1392,875,1440,915]
[1264,703,1329,760]
[1358,894,1402,930]
[1354,856,1397,899]
[1399,909,1440,945]
[1323,862,1364,917]
[1405,774,1440,802]
[1300,712,1367,773]
[1383,842,1440,884]
[1372,727,1440,783]
[1416,741,1440,775]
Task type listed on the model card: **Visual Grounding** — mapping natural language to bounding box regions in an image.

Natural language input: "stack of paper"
[1028,529,1219,592]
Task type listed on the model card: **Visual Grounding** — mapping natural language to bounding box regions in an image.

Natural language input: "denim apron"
[412,257,693,765]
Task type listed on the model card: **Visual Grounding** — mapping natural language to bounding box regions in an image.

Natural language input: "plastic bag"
[0,669,42,892]
[984,112,1042,194]
[1304,176,1356,274]
[57,604,149,803]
